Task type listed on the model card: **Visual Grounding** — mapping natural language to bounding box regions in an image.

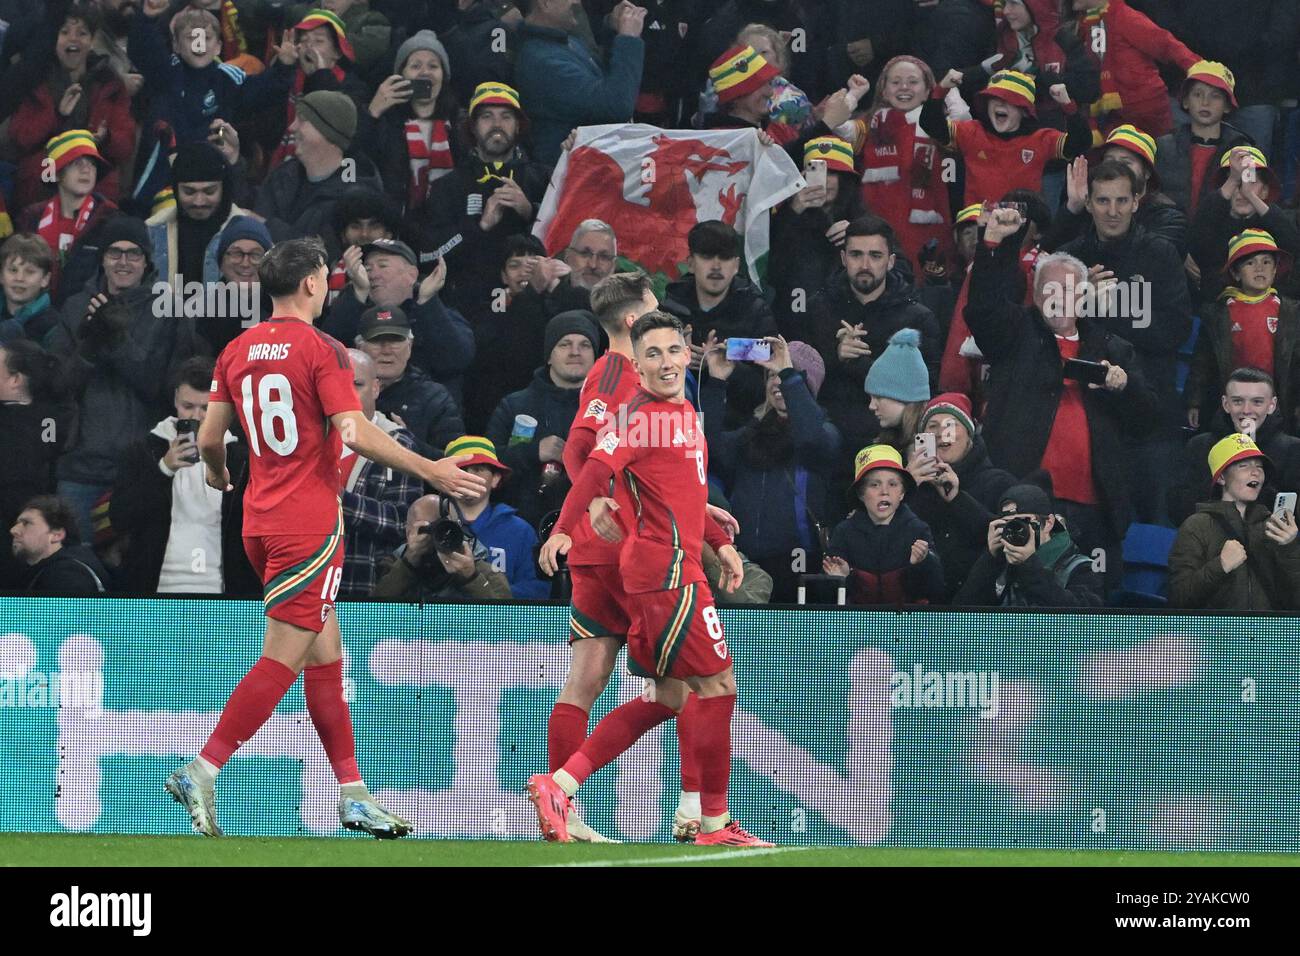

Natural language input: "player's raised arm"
[330,410,487,499]
[198,401,236,492]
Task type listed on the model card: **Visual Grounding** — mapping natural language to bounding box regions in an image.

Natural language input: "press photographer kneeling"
[373,494,511,601]
[956,476,1104,608]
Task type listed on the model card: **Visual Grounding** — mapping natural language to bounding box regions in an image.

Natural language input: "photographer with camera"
[46,214,203,541]
[372,493,512,601]
[108,355,258,594]
[955,474,1103,608]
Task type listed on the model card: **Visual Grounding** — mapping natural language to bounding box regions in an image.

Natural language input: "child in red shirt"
[922,69,1092,207]
[1188,229,1300,426]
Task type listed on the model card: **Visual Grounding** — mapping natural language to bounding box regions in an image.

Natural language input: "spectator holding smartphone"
[1168,433,1300,609]
[905,393,1016,599]
[108,355,258,594]
[357,30,463,213]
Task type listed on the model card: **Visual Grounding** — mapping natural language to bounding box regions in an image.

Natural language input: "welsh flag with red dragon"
[534,124,803,291]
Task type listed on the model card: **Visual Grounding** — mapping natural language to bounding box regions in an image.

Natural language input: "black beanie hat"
[95,215,153,268]
[171,142,227,185]
[544,310,599,359]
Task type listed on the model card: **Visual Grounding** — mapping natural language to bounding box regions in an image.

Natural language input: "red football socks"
[695,694,736,818]
[200,656,298,768]
[562,697,676,786]
[677,693,702,792]
[304,659,361,785]
[547,702,590,774]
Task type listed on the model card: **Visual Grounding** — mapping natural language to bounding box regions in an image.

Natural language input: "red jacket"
[1076,0,1200,139]
[8,59,136,209]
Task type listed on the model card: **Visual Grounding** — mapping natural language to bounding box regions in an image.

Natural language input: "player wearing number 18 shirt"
[529,311,772,848]
[164,238,485,839]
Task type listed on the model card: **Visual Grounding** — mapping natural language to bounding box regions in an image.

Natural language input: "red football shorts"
[244,514,344,634]
[626,582,730,680]
[567,564,631,645]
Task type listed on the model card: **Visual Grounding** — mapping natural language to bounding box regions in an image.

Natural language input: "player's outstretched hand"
[425,453,488,499]
[716,544,745,593]
[705,503,740,540]
[539,533,572,576]
[589,496,623,543]
[205,465,232,493]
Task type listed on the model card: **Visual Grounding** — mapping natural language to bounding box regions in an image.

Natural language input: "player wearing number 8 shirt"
[539,273,738,843]
[529,311,772,847]
[164,237,487,839]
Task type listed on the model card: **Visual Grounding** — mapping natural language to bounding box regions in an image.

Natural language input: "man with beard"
[146,142,251,288]
[417,82,551,309]
[805,215,941,487]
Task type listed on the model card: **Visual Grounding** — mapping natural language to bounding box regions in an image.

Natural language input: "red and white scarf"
[37,193,96,258]
[327,257,349,305]
[405,118,453,209]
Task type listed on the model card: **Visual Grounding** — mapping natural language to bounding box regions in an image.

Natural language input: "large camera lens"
[432,518,465,554]
[1001,517,1035,548]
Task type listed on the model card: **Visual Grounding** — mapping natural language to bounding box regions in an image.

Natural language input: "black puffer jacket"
[907,435,1017,600]
[374,365,465,459]
[47,267,203,486]
[964,238,1159,540]
[254,152,385,261]
[909,0,998,80]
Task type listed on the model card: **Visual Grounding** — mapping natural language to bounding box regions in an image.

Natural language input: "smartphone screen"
[726,338,772,362]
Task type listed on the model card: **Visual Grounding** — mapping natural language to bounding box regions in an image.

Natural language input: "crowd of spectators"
[2,0,1300,611]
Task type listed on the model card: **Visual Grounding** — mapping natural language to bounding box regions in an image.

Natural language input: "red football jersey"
[211,317,360,535]
[591,390,709,594]
[565,352,640,568]
[949,121,1066,206]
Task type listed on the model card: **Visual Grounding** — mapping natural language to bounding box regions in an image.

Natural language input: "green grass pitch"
[3,834,1296,867]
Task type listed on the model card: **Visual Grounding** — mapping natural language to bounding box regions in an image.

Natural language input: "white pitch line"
[540,846,810,867]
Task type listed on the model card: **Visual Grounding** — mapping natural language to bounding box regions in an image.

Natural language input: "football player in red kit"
[540,273,739,842]
[165,237,486,838]
[531,311,771,848]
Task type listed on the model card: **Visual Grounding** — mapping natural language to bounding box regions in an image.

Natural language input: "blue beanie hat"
[864,328,930,403]
[217,216,274,263]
